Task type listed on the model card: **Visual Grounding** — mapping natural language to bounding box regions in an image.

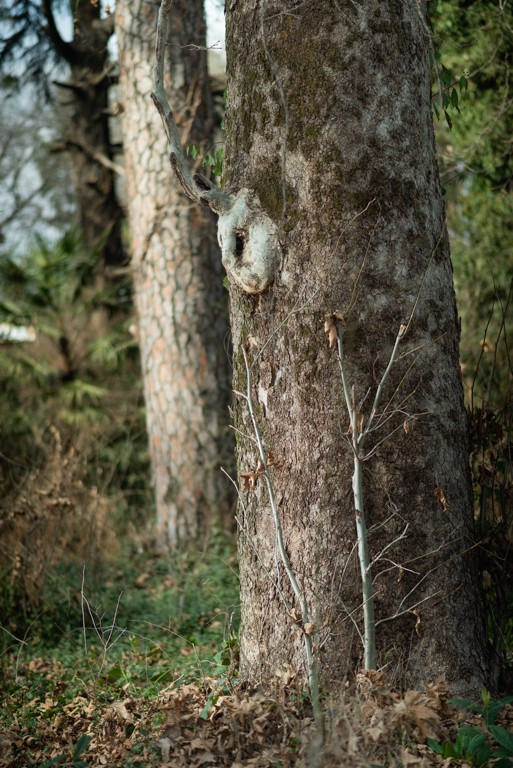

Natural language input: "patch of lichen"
[268,12,342,158]
[251,167,300,234]
[224,11,274,188]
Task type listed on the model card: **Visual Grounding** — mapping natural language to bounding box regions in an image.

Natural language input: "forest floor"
[1,534,512,768]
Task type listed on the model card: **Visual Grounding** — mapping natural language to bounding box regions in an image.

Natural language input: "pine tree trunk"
[224,0,489,692]
[117,0,233,546]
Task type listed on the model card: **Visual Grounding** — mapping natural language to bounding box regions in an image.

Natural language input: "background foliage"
[430,0,513,693]
[0,231,150,619]
[431,0,513,407]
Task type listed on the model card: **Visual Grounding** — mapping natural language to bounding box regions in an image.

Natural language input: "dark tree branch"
[151,0,231,214]
[42,0,80,66]
[50,138,125,177]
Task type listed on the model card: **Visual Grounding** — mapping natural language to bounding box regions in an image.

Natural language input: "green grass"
[0,531,239,717]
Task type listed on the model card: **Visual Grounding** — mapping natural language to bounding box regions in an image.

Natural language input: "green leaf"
[490,725,513,754]
[73,734,91,758]
[41,757,66,767]
[199,694,217,720]
[0,299,27,319]
[102,663,124,683]
[485,696,513,726]
[451,87,460,112]
[426,738,460,759]
[444,109,453,129]
[441,63,452,86]
[426,737,444,755]
[449,697,476,709]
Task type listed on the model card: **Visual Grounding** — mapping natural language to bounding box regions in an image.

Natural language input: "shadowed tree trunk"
[223,0,489,692]
[43,0,125,266]
[116,0,233,547]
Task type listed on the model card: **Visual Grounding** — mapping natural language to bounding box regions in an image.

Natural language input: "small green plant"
[428,725,495,767]
[199,629,239,719]
[432,61,468,129]
[41,734,91,767]
[427,690,513,767]
[450,690,513,728]
[187,143,224,178]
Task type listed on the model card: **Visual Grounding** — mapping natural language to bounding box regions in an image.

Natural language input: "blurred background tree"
[0,0,125,267]
[431,0,512,409]
[116,0,234,549]
[431,0,513,688]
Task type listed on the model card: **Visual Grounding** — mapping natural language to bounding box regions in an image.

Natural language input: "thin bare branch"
[151,0,231,213]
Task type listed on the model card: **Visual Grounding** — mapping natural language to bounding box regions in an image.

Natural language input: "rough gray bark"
[117,0,233,546]
[224,0,489,692]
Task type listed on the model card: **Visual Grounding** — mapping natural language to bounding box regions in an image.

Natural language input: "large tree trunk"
[224,0,489,692]
[117,0,233,546]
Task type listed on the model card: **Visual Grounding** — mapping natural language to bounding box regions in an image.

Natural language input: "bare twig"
[151,0,231,214]
[237,346,323,738]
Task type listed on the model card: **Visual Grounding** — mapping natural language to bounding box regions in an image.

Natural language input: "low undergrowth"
[2,629,513,768]
[0,533,240,767]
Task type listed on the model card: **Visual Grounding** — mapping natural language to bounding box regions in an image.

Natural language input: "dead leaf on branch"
[413,609,421,636]
[434,486,449,511]
[274,664,297,687]
[240,454,285,491]
[324,311,345,349]
[246,334,260,352]
[240,460,264,492]
[267,452,285,469]
[290,607,302,625]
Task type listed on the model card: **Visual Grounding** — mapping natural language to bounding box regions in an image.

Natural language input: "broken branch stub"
[151,0,281,294]
[217,189,281,294]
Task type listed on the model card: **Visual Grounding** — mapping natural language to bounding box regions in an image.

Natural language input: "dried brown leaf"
[324,312,344,348]
[133,572,151,588]
[240,459,265,492]
[274,664,297,686]
[266,452,285,469]
[158,736,172,761]
[434,486,449,511]
[246,335,260,352]
[392,690,441,738]
[108,700,132,722]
